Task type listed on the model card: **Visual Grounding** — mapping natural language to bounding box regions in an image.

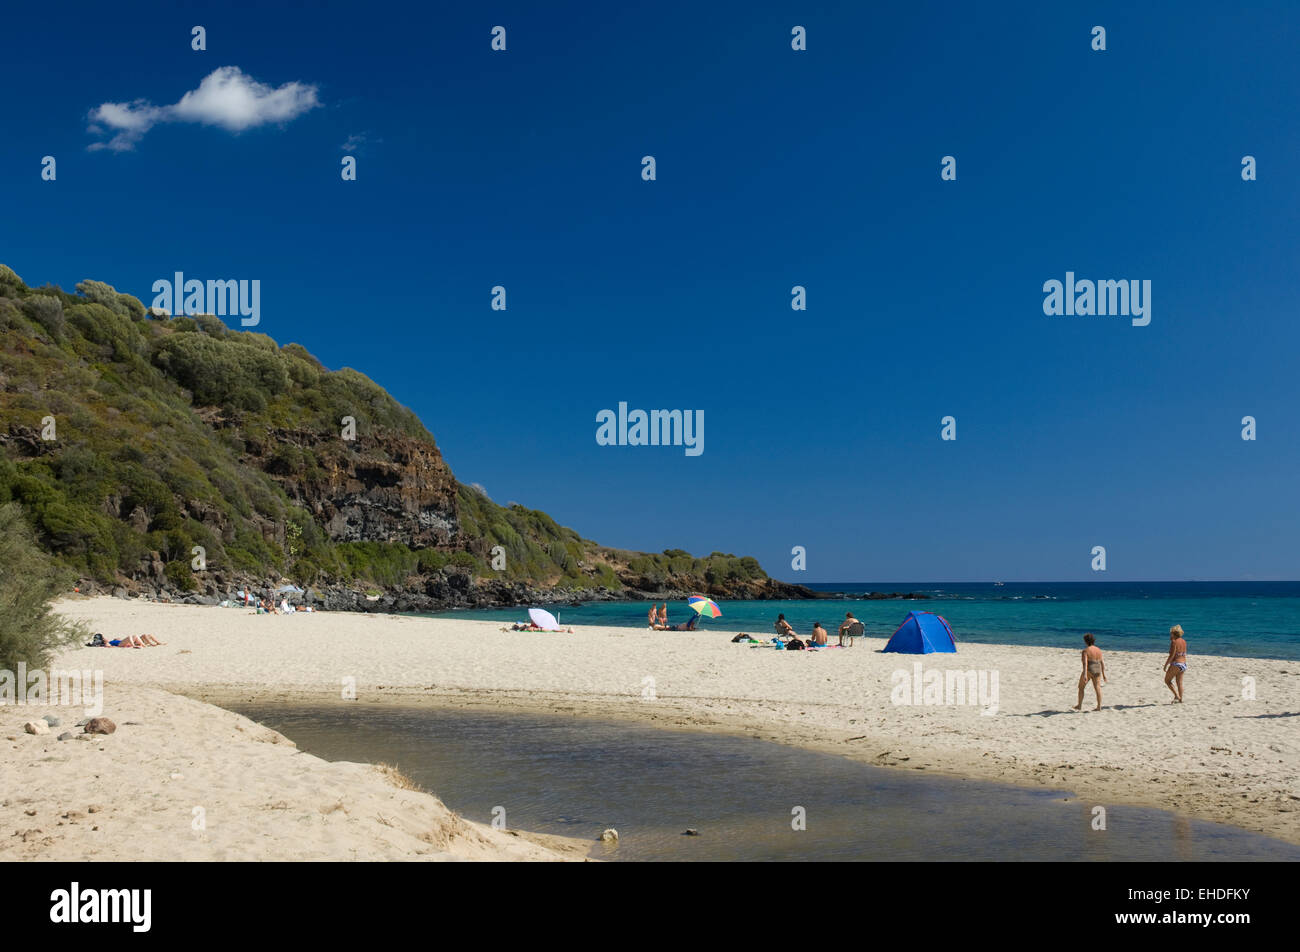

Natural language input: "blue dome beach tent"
[883,611,957,654]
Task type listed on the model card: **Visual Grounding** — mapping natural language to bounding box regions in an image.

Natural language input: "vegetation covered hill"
[0,265,806,608]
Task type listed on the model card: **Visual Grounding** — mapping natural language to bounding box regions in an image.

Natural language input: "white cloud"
[87,66,321,151]
[172,67,319,130]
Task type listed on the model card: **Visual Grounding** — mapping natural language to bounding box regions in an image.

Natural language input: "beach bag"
[86,633,105,647]
[786,638,806,651]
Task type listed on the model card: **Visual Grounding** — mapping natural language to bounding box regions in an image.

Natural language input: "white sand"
[24,596,1300,848]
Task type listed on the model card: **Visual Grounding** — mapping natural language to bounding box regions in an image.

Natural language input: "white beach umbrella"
[528,608,561,631]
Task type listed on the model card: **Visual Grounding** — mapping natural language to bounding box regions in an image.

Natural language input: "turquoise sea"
[429,581,1300,660]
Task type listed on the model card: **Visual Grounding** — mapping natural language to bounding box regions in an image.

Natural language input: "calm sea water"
[227,703,1300,862]
[429,582,1300,660]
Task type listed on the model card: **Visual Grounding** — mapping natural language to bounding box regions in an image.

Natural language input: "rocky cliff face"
[249,428,460,548]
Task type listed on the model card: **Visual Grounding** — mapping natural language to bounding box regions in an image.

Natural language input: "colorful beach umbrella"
[687,596,722,618]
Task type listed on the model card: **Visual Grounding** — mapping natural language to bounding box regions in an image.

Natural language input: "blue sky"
[3,1,1298,581]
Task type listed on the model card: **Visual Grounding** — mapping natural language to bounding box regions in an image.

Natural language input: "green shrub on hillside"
[154,332,291,410]
[330,541,421,587]
[75,279,128,314]
[117,292,146,319]
[164,560,197,591]
[23,295,65,339]
[195,314,227,337]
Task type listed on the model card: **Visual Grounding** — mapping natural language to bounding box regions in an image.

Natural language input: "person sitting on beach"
[647,604,657,627]
[657,603,668,627]
[775,614,797,640]
[1163,624,1188,703]
[653,612,699,632]
[1073,633,1106,711]
[811,622,828,647]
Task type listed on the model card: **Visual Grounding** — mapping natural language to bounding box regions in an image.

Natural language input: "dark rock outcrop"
[249,429,459,548]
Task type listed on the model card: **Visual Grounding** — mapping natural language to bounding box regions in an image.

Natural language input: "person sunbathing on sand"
[657,603,668,627]
[811,622,828,646]
[1163,624,1188,702]
[108,634,165,648]
[1072,633,1106,710]
[647,604,657,627]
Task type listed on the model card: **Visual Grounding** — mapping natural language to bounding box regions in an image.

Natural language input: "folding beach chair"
[839,621,864,647]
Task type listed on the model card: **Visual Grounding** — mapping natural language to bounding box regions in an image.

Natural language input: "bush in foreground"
[0,502,85,672]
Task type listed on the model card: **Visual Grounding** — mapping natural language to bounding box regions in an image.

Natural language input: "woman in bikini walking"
[1073,632,1106,711]
[1163,624,1188,702]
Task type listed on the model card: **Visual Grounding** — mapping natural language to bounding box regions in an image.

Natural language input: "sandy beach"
[15,595,1300,853]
